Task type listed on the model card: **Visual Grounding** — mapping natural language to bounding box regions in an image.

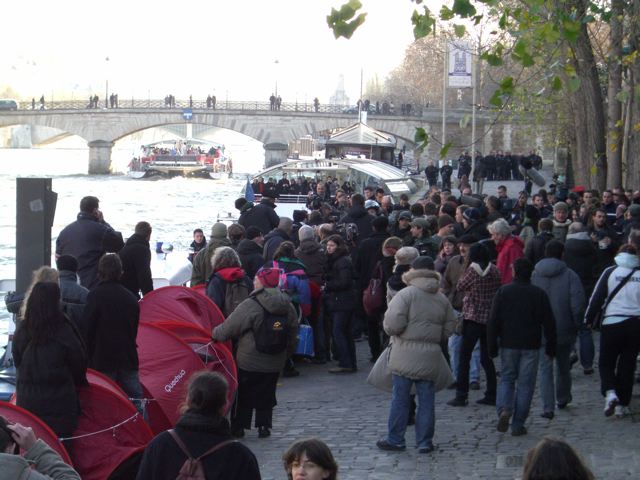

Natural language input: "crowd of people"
[5,154,639,477]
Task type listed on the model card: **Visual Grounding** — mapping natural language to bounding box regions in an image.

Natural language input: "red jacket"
[496,235,524,284]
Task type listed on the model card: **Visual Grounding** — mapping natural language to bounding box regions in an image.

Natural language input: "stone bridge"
[0,105,535,173]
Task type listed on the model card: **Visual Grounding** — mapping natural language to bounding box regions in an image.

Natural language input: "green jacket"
[0,439,80,480]
[190,237,233,286]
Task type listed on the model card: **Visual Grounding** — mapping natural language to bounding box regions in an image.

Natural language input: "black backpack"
[251,298,290,355]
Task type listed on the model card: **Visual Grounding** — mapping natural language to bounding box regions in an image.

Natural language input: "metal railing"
[10,99,427,117]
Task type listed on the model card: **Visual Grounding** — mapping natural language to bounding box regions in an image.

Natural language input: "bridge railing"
[14,99,426,116]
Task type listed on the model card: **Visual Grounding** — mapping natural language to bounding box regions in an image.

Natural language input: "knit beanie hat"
[438,214,455,230]
[411,256,435,270]
[298,225,315,242]
[256,267,281,288]
[395,246,419,266]
[553,201,568,212]
[210,222,228,239]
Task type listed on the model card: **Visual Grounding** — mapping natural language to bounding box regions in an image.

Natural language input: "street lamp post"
[105,56,110,109]
[274,59,279,97]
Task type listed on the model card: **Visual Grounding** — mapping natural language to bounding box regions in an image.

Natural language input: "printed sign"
[448,41,473,88]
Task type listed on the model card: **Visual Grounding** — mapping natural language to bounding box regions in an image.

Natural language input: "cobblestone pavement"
[242,338,639,480]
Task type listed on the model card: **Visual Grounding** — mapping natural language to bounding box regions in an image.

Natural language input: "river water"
[0,146,252,347]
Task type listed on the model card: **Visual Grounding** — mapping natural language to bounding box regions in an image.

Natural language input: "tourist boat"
[128,138,232,179]
[250,155,418,201]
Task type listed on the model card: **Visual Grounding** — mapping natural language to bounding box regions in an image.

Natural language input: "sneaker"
[614,405,631,418]
[469,381,481,390]
[604,390,619,417]
[447,397,468,407]
[418,444,435,454]
[258,426,271,438]
[540,411,554,420]
[376,439,406,451]
[583,367,595,375]
[497,410,510,433]
[476,397,496,406]
[511,426,528,436]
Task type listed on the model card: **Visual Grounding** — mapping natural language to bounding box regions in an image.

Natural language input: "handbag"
[295,320,315,357]
[363,262,385,316]
[366,345,393,392]
[592,267,639,331]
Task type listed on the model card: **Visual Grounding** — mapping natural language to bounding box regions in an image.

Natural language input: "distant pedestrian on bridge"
[212,94,216,109]
[31,98,35,110]
[39,95,45,110]
[314,97,319,112]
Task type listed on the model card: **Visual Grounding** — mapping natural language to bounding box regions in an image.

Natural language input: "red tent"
[137,323,209,434]
[69,369,154,480]
[139,286,224,332]
[0,401,72,465]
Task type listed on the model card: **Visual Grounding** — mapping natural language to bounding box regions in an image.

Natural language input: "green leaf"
[489,89,504,107]
[454,24,466,38]
[414,128,429,152]
[512,39,535,67]
[500,76,515,94]
[551,76,563,91]
[439,5,454,21]
[459,114,471,129]
[567,77,581,92]
[452,0,476,18]
[635,85,640,103]
[561,19,581,43]
[326,1,367,39]
[440,142,453,159]
[481,52,503,66]
[412,8,436,39]
[498,11,508,29]
[615,90,629,103]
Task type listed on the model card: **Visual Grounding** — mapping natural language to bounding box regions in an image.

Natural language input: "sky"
[2,0,424,105]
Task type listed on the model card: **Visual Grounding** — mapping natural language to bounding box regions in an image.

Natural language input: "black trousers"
[232,369,279,429]
[456,320,496,399]
[599,318,640,405]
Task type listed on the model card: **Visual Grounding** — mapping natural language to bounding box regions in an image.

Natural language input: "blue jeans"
[539,342,573,413]
[332,310,356,369]
[103,369,146,418]
[577,324,595,369]
[448,334,480,382]
[496,349,539,430]
[387,374,435,448]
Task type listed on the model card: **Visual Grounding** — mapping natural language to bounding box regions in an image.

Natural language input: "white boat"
[128,138,232,179]
[251,156,418,200]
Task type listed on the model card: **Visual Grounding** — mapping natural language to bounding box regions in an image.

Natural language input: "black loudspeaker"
[15,178,57,293]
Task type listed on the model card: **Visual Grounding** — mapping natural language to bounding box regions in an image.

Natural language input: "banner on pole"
[448,42,472,88]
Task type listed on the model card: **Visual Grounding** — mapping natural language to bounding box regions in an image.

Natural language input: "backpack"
[363,261,385,316]
[251,298,290,355]
[223,279,251,318]
[168,430,236,480]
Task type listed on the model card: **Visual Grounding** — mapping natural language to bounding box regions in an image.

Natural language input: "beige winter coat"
[383,269,455,390]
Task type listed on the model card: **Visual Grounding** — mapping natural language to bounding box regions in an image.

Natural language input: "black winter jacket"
[324,252,356,312]
[239,199,280,235]
[487,279,557,358]
[83,280,140,372]
[237,239,264,279]
[353,232,390,289]
[55,212,124,289]
[118,233,153,298]
[564,232,598,295]
[58,270,89,332]
[262,228,290,262]
[524,231,553,266]
[136,411,261,480]
[13,316,87,437]
[339,206,373,245]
